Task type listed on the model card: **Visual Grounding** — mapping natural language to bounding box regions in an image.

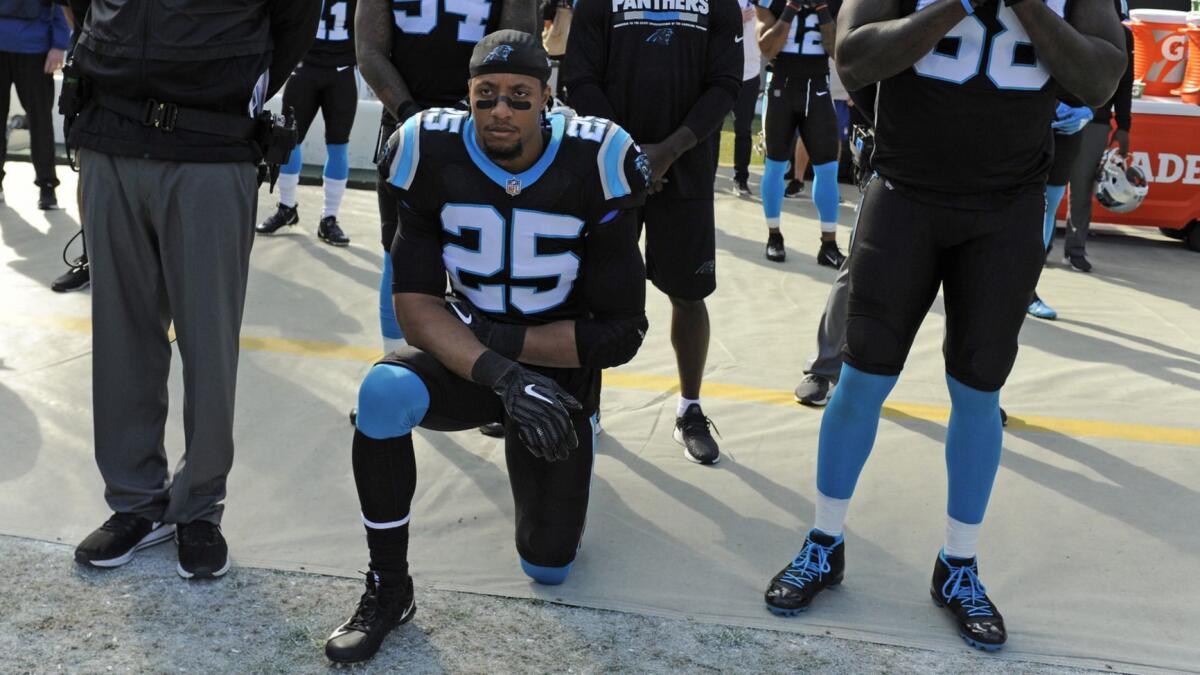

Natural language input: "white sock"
[677,397,700,417]
[323,177,347,219]
[277,172,300,208]
[820,221,838,234]
[766,216,780,230]
[944,516,982,559]
[813,490,851,537]
[382,337,407,354]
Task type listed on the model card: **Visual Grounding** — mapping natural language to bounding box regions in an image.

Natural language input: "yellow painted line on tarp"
[24,315,1200,448]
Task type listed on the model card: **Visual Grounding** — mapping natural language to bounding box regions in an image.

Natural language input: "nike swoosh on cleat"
[524,384,554,404]
[450,304,472,325]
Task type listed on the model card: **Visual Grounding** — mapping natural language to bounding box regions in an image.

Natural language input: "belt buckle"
[142,98,178,132]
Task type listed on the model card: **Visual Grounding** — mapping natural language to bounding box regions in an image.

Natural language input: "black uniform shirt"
[304,0,357,68]
[759,0,840,78]
[389,0,503,110]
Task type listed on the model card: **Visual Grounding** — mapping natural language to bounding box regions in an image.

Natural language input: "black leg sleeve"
[352,429,416,575]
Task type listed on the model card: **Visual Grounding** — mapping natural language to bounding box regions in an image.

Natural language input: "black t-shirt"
[383,109,650,406]
[389,0,503,110]
[304,0,357,68]
[872,0,1072,203]
[561,0,744,199]
[759,0,839,77]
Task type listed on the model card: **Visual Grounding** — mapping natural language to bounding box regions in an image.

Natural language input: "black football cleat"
[1000,407,1008,427]
[1064,253,1092,273]
[318,215,350,247]
[75,513,174,568]
[674,404,720,465]
[765,230,786,263]
[326,571,416,664]
[817,241,847,269]
[785,179,805,198]
[930,550,1007,651]
[257,203,299,234]
[733,179,753,197]
[765,529,844,615]
[176,520,231,580]
[38,186,58,210]
[479,422,505,438]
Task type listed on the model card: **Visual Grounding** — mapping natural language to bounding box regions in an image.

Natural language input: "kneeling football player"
[324,30,650,664]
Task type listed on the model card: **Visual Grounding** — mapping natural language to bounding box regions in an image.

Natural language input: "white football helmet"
[1095,148,1148,214]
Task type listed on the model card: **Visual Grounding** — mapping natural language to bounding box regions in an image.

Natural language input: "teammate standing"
[356,0,536,354]
[258,0,358,246]
[324,32,649,663]
[763,0,1125,650]
[563,0,743,465]
[756,0,845,266]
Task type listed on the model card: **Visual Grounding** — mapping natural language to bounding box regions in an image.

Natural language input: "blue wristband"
[960,0,974,13]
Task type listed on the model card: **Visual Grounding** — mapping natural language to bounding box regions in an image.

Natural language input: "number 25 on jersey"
[913,0,1067,90]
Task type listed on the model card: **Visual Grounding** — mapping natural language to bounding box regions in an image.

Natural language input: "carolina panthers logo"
[484,45,514,63]
[646,28,674,45]
[634,151,652,187]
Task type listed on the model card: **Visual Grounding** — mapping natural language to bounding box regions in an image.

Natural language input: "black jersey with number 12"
[872,0,1072,199]
[758,0,841,77]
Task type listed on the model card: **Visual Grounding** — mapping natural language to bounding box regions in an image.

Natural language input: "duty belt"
[94,92,259,139]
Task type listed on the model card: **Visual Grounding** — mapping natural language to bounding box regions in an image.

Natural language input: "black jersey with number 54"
[872,0,1072,198]
[390,0,504,109]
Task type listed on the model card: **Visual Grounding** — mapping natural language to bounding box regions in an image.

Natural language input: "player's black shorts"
[639,194,716,301]
[842,176,1045,392]
[283,62,358,145]
[1048,130,1083,186]
[378,346,597,568]
[764,73,839,166]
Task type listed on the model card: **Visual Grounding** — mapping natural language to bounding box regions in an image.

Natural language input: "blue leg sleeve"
[520,557,573,586]
[816,364,899,499]
[380,252,404,341]
[944,374,1003,525]
[762,158,789,221]
[281,145,303,176]
[1044,184,1066,249]
[356,364,430,440]
[324,143,350,181]
[812,160,841,225]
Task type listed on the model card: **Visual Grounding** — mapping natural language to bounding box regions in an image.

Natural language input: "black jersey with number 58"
[872,0,1072,198]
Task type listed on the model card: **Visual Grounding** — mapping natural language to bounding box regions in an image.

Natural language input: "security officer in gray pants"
[69,0,321,580]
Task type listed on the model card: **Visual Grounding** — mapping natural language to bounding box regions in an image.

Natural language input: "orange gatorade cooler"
[1131,9,1190,97]
[1180,14,1200,103]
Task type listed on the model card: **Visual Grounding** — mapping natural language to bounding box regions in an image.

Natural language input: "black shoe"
[75,513,174,568]
[931,550,1007,651]
[318,215,350,246]
[765,529,845,616]
[785,179,804,198]
[734,179,753,197]
[37,186,57,210]
[794,374,835,407]
[326,571,416,664]
[1000,407,1008,427]
[479,422,505,438]
[256,203,299,234]
[1064,253,1092,273]
[674,404,720,465]
[816,241,846,269]
[176,520,230,580]
[765,230,786,263]
[51,257,90,292]
[349,407,358,427]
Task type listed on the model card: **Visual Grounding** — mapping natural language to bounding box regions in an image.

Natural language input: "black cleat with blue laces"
[930,550,1007,651]
[764,529,844,616]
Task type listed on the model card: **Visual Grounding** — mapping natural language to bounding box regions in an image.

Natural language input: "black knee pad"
[944,340,1017,392]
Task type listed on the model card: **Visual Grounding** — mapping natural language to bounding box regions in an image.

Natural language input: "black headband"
[469,30,552,83]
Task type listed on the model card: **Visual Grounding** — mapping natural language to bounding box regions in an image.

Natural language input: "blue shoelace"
[941,561,995,617]
[779,539,834,590]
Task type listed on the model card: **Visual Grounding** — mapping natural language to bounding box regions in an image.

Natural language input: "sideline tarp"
[2,168,1197,673]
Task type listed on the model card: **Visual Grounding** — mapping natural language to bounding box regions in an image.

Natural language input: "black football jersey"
[385,109,649,325]
[390,0,504,109]
[871,0,1071,199]
[758,0,838,77]
[305,0,357,68]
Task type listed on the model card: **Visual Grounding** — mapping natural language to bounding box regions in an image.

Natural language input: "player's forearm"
[395,294,488,380]
[356,0,415,118]
[835,0,970,92]
[499,0,540,33]
[1012,0,1125,108]
[758,16,791,59]
[518,322,581,368]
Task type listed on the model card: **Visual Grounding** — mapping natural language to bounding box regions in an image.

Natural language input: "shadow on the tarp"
[0,202,80,287]
[0,378,39,484]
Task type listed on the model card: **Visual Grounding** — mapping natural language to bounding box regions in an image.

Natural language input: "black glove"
[472,351,582,461]
[446,299,526,360]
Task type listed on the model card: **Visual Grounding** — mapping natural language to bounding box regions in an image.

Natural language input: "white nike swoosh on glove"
[450,304,472,325]
[524,384,554,404]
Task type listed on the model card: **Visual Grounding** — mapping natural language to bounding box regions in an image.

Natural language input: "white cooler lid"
[1129,8,1189,24]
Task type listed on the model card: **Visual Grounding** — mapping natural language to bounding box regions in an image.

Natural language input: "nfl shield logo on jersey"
[506,177,522,196]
